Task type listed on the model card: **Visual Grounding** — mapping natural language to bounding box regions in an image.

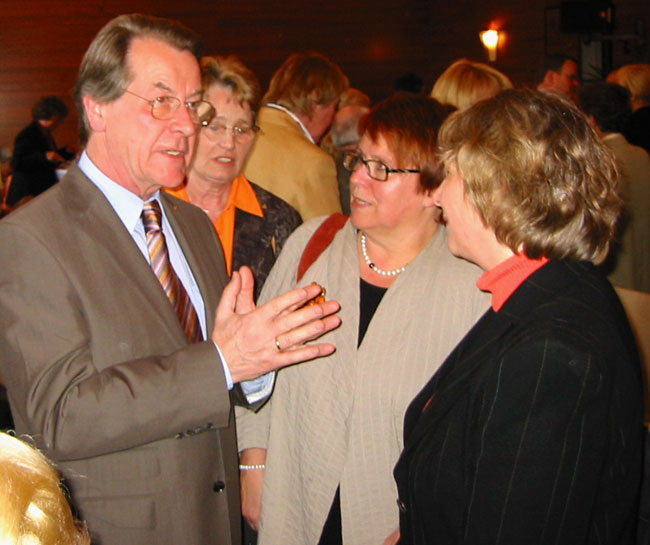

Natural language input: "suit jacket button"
[396,498,407,513]
[213,480,226,493]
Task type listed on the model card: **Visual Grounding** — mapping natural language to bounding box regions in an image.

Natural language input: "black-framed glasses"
[203,120,260,142]
[122,89,215,127]
[342,151,420,182]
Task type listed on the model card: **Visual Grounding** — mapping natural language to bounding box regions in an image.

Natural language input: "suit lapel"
[60,166,209,341]
[262,106,307,139]
[62,164,156,284]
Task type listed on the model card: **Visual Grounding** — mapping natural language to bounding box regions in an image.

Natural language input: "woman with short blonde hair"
[439,87,621,263]
[607,63,650,109]
[200,55,262,118]
[607,63,650,153]
[0,432,90,545]
[165,55,301,299]
[431,58,512,110]
[394,89,641,545]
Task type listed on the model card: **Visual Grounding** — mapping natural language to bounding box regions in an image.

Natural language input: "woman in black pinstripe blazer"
[394,89,644,545]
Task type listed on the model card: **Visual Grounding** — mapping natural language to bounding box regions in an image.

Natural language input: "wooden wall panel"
[0,0,648,153]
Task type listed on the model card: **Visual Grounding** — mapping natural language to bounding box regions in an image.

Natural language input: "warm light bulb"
[480,30,499,48]
[479,30,499,62]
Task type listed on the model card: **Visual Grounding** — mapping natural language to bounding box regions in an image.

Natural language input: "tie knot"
[142,200,163,233]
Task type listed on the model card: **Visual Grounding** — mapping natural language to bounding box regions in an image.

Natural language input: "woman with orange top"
[166,55,301,300]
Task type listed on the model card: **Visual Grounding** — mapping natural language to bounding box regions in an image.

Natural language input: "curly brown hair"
[438,88,622,264]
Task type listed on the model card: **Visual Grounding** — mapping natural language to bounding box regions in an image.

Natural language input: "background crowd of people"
[0,11,649,545]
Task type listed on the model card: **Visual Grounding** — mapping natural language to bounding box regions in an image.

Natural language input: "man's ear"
[548,69,561,86]
[83,95,106,132]
[306,89,323,120]
[541,70,555,88]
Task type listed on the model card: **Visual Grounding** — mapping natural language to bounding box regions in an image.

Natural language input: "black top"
[358,277,388,347]
[8,121,74,206]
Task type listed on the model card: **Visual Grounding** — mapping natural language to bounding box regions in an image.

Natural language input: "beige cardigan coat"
[237,217,490,545]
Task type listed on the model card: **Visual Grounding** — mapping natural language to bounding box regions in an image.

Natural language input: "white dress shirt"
[78,152,273,403]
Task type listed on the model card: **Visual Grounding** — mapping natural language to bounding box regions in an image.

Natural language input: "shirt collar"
[165,174,263,218]
[266,103,315,143]
[601,132,623,143]
[226,174,264,217]
[477,253,549,311]
[78,151,161,233]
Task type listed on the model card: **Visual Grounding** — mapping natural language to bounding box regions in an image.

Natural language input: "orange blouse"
[166,174,263,274]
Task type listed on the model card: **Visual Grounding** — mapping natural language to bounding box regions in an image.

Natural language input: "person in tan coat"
[243,51,348,220]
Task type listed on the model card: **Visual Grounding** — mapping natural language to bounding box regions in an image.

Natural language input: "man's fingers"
[229,336,338,384]
[215,270,241,319]
[273,299,340,339]
[271,342,337,367]
[275,314,341,352]
[234,266,256,315]
[262,282,329,318]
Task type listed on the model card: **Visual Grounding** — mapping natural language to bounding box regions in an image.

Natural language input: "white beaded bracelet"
[239,464,265,470]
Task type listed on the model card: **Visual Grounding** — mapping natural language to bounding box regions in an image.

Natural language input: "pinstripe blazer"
[394,260,644,545]
[236,216,490,545]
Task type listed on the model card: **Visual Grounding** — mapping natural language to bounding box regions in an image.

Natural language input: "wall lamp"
[479,29,500,62]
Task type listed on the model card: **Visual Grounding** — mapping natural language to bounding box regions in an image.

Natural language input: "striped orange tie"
[142,200,203,343]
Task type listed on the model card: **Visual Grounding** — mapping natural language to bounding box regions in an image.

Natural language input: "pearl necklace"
[360,233,408,277]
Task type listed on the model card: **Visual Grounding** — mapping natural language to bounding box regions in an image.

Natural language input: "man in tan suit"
[244,52,349,220]
[0,14,340,545]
